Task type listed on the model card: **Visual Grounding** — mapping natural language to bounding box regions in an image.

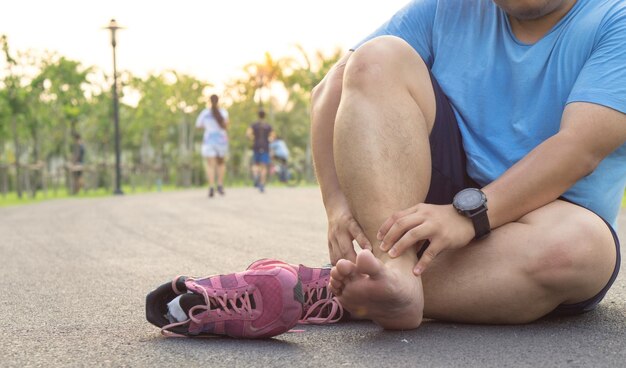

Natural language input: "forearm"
[483,132,599,229]
[484,101,626,228]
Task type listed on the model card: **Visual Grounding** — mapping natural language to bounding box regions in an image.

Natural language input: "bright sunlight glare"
[0,0,410,90]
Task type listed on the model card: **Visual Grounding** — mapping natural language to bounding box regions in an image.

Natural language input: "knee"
[526,236,579,289]
[343,36,426,90]
[525,213,612,291]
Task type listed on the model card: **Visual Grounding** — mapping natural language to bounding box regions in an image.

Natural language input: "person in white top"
[195,94,229,197]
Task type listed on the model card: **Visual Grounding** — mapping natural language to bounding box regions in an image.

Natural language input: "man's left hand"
[377,204,475,275]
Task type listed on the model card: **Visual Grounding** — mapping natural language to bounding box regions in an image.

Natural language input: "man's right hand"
[326,200,372,265]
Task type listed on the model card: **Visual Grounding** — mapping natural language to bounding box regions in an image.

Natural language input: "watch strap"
[470,208,491,240]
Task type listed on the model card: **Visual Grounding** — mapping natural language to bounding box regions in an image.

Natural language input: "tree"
[243,52,289,116]
[27,54,91,195]
[224,47,343,183]
[164,71,210,186]
[1,35,29,198]
[33,56,91,154]
[279,46,343,180]
[0,39,346,197]
[128,71,210,187]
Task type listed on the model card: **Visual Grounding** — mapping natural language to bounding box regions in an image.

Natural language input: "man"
[311,0,626,330]
[247,109,274,193]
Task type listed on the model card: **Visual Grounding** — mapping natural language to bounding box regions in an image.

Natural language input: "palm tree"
[243,51,289,120]
[281,46,343,181]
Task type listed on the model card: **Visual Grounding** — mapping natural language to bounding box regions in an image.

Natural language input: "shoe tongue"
[179,293,205,315]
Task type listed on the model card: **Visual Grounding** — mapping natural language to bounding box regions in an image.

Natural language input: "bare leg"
[259,164,268,186]
[216,157,226,188]
[205,157,216,189]
[251,163,259,184]
[421,200,616,323]
[330,36,436,329]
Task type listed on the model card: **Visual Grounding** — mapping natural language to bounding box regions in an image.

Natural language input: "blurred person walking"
[196,94,229,198]
[71,132,85,195]
[247,109,274,193]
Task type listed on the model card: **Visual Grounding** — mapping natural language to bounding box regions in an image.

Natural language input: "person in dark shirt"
[246,109,274,193]
[71,132,85,194]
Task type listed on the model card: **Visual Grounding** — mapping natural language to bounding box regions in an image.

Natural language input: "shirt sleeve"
[195,109,205,128]
[351,0,438,66]
[567,6,626,114]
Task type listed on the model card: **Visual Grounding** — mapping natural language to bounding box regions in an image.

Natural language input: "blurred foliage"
[0,34,343,197]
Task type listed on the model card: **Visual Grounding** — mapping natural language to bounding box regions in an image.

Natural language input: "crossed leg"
[329,36,436,329]
[328,36,616,328]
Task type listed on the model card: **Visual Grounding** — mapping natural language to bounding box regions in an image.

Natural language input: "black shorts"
[424,71,621,316]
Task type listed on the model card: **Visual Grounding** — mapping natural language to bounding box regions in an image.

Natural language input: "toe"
[329,278,343,296]
[355,250,384,280]
[336,259,356,278]
[330,266,343,282]
[329,276,343,291]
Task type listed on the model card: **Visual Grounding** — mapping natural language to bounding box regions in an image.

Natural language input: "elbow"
[558,131,604,178]
[579,152,603,177]
[567,144,603,178]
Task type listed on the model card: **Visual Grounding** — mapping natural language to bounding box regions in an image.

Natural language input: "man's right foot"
[330,250,423,330]
[146,266,304,339]
[247,259,345,324]
[208,187,215,198]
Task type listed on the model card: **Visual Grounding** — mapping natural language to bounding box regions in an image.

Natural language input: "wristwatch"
[452,188,491,240]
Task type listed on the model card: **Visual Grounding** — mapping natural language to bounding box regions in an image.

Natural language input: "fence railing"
[0,153,315,199]
[0,161,207,198]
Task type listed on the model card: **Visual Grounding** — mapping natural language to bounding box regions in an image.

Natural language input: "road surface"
[1,187,624,367]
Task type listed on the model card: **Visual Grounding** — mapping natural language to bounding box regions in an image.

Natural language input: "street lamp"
[103,19,124,195]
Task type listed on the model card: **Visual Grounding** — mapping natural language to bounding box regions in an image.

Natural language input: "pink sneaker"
[247,259,345,325]
[146,266,304,339]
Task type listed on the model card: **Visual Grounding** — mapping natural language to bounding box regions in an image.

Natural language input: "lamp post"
[103,19,124,195]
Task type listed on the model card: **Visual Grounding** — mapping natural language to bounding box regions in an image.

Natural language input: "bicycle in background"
[269,157,302,187]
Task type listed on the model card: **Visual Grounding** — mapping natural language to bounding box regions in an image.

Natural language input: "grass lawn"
[0,180,316,208]
[0,185,183,208]
[3,187,624,209]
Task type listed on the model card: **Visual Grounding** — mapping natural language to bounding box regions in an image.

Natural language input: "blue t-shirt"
[270,139,290,160]
[357,0,626,227]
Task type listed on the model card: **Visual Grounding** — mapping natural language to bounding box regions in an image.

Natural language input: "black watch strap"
[470,208,491,240]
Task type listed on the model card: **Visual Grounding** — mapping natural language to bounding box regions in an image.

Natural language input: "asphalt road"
[1,187,624,367]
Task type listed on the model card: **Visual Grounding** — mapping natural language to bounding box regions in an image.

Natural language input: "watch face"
[454,188,484,211]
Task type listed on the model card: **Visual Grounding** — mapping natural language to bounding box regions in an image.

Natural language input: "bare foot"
[330,250,424,330]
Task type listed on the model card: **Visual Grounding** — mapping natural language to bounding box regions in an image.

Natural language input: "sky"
[1,0,409,91]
